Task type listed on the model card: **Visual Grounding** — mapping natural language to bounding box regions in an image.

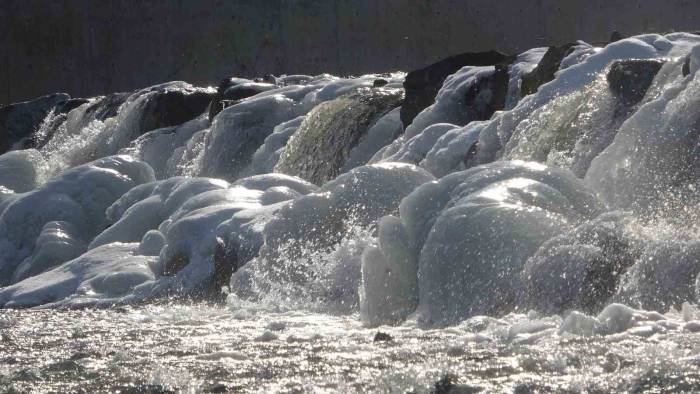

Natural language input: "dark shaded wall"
[2,0,699,105]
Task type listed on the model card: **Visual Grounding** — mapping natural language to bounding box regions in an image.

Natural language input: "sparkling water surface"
[2,304,700,393]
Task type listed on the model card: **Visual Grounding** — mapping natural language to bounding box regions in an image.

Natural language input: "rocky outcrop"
[463,63,510,121]
[400,51,511,128]
[276,88,404,184]
[138,85,214,135]
[520,43,576,97]
[607,59,665,107]
[208,78,276,121]
[0,93,70,153]
[82,92,131,123]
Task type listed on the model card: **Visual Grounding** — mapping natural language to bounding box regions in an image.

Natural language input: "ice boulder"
[0,149,47,193]
[231,162,434,309]
[360,161,604,326]
[522,212,642,314]
[155,174,318,295]
[0,155,155,285]
[0,243,156,308]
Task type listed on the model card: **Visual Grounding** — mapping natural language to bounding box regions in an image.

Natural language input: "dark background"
[2,0,699,105]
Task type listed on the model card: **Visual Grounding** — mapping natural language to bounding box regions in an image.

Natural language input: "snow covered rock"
[0,93,70,153]
[400,50,511,127]
[0,155,155,285]
[0,243,156,308]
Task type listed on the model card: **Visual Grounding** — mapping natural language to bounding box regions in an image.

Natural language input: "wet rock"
[610,31,623,42]
[82,92,131,122]
[204,383,231,393]
[401,51,511,127]
[520,43,576,97]
[208,78,276,121]
[0,92,70,153]
[27,98,90,149]
[373,332,393,342]
[432,374,482,394]
[607,59,664,107]
[138,85,214,135]
[463,63,509,121]
[55,98,90,115]
[276,88,404,184]
[373,78,389,87]
[683,56,691,76]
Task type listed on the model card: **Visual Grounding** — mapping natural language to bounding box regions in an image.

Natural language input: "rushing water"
[3,304,700,393]
[2,33,700,392]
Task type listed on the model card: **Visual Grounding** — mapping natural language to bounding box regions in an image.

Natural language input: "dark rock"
[373,332,393,342]
[0,93,70,154]
[607,59,665,107]
[208,78,276,121]
[204,383,231,393]
[401,50,512,127]
[520,43,576,97]
[463,63,510,121]
[683,56,691,77]
[373,78,389,87]
[25,98,90,149]
[610,31,623,42]
[82,92,131,123]
[432,374,482,394]
[55,98,90,115]
[213,236,237,292]
[137,85,214,136]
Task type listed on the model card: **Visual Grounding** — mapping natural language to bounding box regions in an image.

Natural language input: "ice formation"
[1,32,700,337]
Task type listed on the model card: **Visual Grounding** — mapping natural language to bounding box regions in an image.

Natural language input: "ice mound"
[586,43,700,212]
[616,233,700,311]
[230,162,434,310]
[197,85,316,181]
[248,116,305,175]
[360,161,604,326]
[11,221,86,283]
[0,149,47,193]
[0,155,154,285]
[0,243,156,308]
[523,212,643,314]
[154,173,318,294]
[199,74,403,182]
[121,116,210,179]
[471,34,700,172]
[372,65,505,169]
[0,173,317,306]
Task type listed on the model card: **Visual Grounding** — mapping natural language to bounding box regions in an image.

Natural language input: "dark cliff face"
[4,0,700,105]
